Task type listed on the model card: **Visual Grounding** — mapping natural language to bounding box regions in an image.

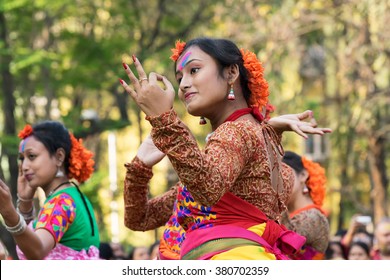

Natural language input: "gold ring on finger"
[139,78,148,83]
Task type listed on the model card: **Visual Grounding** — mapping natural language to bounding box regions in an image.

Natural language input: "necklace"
[48,181,71,196]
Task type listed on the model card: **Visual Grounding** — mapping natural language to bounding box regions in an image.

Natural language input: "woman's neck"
[46,179,71,197]
[209,102,255,131]
[289,195,314,214]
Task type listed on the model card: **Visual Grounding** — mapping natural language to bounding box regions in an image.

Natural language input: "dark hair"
[178,37,252,103]
[353,227,373,246]
[149,241,160,255]
[99,242,114,260]
[282,151,304,173]
[349,241,370,257]
[31,121,72,175]
[325,240,347,260]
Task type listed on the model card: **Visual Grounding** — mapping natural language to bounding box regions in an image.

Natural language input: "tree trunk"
[0,10,19,260]
[368,135,388,223]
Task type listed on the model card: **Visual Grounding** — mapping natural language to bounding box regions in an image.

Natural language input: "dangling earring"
[302,185,309,194]
[227,83,235,100]
[55,167,64,178]
[199,116,207,125]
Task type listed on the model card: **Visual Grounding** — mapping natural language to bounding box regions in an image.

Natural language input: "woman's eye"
[28,154,36,160]
[190,68,199,74]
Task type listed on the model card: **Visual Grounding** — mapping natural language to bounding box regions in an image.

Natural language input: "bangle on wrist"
[16,198,35,222]
[4,213,27,236]
[17,194,34,202]
[16,204,35,221]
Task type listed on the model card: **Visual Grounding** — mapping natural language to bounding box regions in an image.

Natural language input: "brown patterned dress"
[124,109,294,232]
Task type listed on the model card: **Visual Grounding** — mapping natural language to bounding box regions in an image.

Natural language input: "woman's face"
[329,243,345,259]
[133,246,150,260]
[175,46,229,118]
[348,244,370,260]
[287,169,308,207]
[19,136,58,189]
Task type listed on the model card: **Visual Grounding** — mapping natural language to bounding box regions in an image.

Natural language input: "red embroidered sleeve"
[123,156,177,231]
[147,109,261,207]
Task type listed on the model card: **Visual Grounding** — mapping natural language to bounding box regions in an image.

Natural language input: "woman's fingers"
[119,79,138,100]
[297,110,313,121]
[132,55,148,81]
[291,124,308,139]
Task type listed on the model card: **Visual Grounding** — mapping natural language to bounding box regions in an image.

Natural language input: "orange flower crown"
[302,157,326,206]
[18,124,94,183]
[240,48,269,110]
[170,40,269,112]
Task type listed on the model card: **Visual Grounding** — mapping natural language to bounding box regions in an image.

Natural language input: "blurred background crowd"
[0,0,389,260]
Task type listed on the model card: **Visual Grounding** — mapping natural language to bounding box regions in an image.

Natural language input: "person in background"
[281,151,330,260]
[324,240,346,260]
[0,121,99,259]
[372,217,390,260]
[120,37,331,260]
[347,241,371,260]
[99,242,114,260]
[128,245,150,260]
[148,241,160,260]
[341,214,373,254]
[110,242,127,259]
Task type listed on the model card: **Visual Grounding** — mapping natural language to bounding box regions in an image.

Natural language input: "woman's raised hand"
[136,135,166,167]
[268,110,332,139]
[17,163,35,201]
[0,179,13,214]
[119,56,176,117]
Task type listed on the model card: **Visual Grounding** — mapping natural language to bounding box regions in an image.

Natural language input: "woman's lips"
[184,92,196,100]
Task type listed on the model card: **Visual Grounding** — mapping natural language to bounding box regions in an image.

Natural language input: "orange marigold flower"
[302,157,326,206]
[68,133,95,183]
[170,40,186,61]
[240,49,269,111]
[18,124,33,139]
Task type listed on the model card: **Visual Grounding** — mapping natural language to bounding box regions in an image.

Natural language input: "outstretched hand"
[268,110,332,138]
[119,57,176,117]
[136,135,166,167]
[0,179,14,215]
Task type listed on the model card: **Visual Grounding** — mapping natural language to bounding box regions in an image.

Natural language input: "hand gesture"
[120,57,176,117]
[0,179,13,214]
[17,163,35,201]
[268,110,332,138]
[136,135,166,167]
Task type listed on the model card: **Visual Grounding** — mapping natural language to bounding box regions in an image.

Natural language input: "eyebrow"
[175,58,201,75]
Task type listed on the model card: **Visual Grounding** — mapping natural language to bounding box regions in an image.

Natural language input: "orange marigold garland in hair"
[301,157,326,207]
[170,40,186,61]
[18,125,33,139]
[68,133,95,183]
[240,49,269,111]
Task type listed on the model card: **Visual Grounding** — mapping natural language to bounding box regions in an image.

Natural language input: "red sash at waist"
[181,192,306,259]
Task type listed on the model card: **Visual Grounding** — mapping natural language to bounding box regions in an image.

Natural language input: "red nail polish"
[132,54,136,63]
[119,78,124,85]
[122,63,128,70]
